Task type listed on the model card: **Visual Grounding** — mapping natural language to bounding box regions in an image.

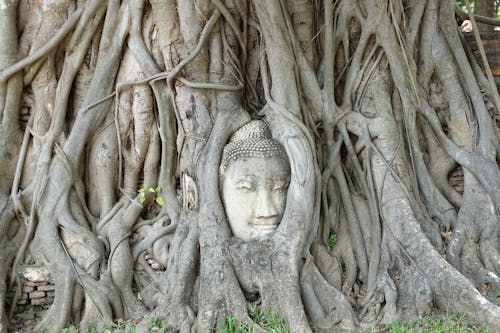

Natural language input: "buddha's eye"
[272,180,290,191]
[236,181,255,192]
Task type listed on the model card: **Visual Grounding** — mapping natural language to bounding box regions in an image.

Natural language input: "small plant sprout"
[137,188,146,204]
[138,186,164,206]
[148,315,166,329]
[327,233,337,247]
[111,320,123,329]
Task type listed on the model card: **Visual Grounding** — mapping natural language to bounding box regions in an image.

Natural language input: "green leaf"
[155,186,162,193]
[148,187,156,193]
[139,195,146,204]
[327,233,337,247]
[156,196,165,206]
[137,188,145,193]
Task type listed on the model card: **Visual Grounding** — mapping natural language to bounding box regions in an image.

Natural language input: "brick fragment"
[15,305,25,312]
[22,286,35,293]
[37,284,55,292]
[29,291,46,299]
[35,309,48,318]
[24,281,39,287]
[31,298,50,306]
[15,309,35,321]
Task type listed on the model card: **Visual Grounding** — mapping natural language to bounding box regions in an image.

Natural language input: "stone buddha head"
[220,120,291,242]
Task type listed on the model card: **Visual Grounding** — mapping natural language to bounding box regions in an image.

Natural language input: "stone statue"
[220,120,291,242]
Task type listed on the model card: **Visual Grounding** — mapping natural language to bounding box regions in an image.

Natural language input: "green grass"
[37,310,494,333]
[216,307,290,333]
[361,313,491,333]
[216,310,491,333]
[148,315,166,330]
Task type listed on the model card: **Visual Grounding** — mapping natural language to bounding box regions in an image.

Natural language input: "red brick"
[31,298,53,306]
[24,280,48,287]
[22,286,35,293]
[29,291,45,299]
[37,284,55,292]
[24,281,40,287]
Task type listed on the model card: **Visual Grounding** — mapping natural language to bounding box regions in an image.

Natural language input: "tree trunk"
[475,0,496,31]
[0,0,499,332]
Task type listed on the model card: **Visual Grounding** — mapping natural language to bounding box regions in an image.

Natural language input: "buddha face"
[221,156,290,242]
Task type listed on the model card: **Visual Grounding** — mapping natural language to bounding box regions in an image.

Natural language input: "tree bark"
[0,0,499,332]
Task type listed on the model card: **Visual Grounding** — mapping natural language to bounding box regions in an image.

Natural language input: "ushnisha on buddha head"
[219,120,291,242]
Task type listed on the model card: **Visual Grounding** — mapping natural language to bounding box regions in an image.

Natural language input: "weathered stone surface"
[15,309,35,321]
[24,280,48,287]
[220,121,291,242]
[14,305,25,312]
[22,266,51,282]
[35,309,48,318]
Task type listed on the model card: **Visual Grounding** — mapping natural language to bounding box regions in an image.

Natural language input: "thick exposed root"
[151,212,199,332]
[0,200,21,333]
[97,200,148,318]
[447,171,500,293]
[230,236,310,332]
[301,260,357,331]
[78,274,121,333]
[36,267,74,333]
[1,1,500,332]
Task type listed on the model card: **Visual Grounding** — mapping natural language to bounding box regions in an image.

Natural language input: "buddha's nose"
[255,189,278,218]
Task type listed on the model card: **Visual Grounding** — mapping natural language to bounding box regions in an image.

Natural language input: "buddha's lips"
[250,222,279,229]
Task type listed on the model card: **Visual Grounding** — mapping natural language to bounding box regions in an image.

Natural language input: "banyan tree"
[0,0,499,332]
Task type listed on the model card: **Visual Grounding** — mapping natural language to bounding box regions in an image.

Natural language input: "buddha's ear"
[182,173,198,211]
[286,136,310,187]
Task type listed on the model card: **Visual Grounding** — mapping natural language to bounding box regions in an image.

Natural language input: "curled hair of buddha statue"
[219,120,288,175]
